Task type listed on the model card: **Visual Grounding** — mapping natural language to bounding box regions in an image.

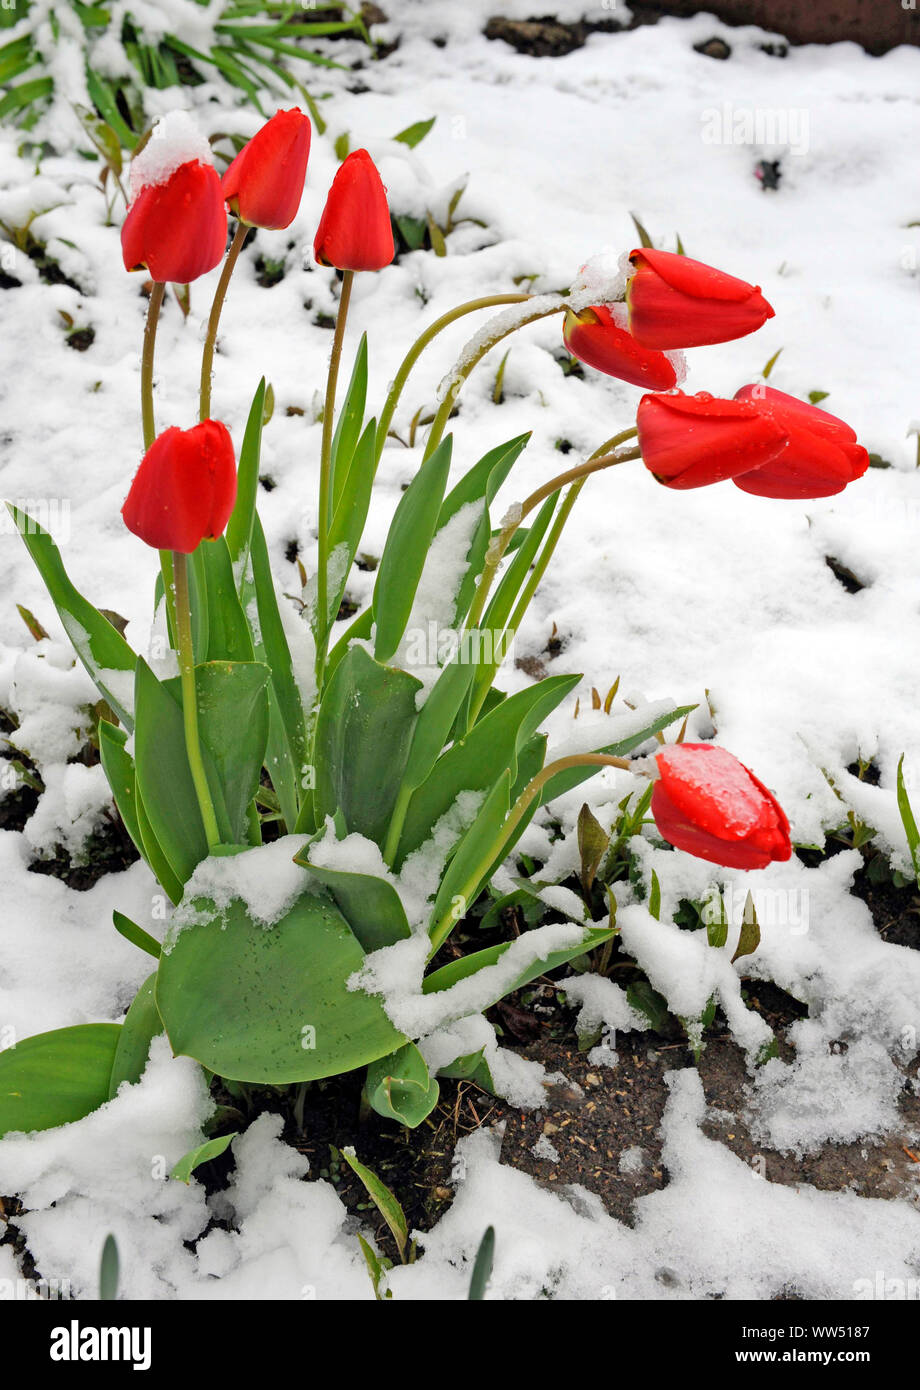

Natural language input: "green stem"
[200,221,249,421]
[314,268,354,692]
[138,280,178,641]
[382,782,412,869]
[423,299,567,462]
[141,280,165,450]
[173,550,221,853]
[375,293,531,465]
[428,752,634,955]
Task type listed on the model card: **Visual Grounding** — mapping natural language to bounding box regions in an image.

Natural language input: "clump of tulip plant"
[0,105,868,1139]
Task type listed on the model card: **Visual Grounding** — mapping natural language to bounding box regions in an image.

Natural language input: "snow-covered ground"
[1,2,919,1298]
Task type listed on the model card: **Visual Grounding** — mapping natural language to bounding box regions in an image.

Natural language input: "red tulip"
[732,386,870,499]
[627,248,774,350]
[122,422,237,553]
[563,305,678,390]
[636,390,787,489]
[221,108,312,230]
[122,160,228,284]
[651,744,792,871]
[313,149,394,272]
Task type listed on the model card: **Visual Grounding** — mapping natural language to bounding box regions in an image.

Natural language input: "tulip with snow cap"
[731,385,870,499]
[636,390,787,489]
[122,421,237,553]
[313,148,394,272]
[563,304,679,391]
[221,108,312,230]
[122,113,227,284]
[651,743,792,870]
[627,247,774,350]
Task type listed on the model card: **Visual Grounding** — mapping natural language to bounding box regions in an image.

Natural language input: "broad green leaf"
[225,378,266,587]
[314,644,421,846]
[373,435,453,663]
[245,515,309,829]
[8,504,136,728]
[340,1147,409,1259]
[112,910,161,961]
[170,1132,238,1184]
[133,659,208,888]
[394,116,436,148]
[439,432,532,625]
[194,661,271,844]
[0,1024,121,1138]
[429,772,511,948]
[135,789,184,905]
[423,924,616,999]
[156,888,404,1082]
[108,973,163,1098]
[0,77,54,121]
[199,538,255,664]
[439,433,532,531]
[364,1042,439,1128]
[397,674,580,865]
[468,1226,495,1300]
[400,640,478,793]
[331,333,368,514]
[295,855,411,952]
[465,492,560,718]
[328,418,377,621]
[97,721,144,858]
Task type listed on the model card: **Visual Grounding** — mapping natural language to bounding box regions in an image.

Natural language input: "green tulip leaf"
[0,1024,122,1138]
[108,973,163,1098]
[155,888,405,1083]
[364,1042,439,1128]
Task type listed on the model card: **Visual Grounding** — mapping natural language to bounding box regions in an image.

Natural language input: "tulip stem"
[141,281,165,450]
[423,299,568,462]
[173,550,221,853]
[375,293,532,465]
[427,752,634,955]
[138,280,178,645]
[315,268,354,691]
[200,221,249,422]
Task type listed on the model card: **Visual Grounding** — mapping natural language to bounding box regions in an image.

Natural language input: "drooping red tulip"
[627,247,774,350]
[122,160,228,284]
[732,386,870,499]
[122,421,237,553]
[313,149,394,272]
[563,305,678,390]
[636,390,787,489]
[221,108,312,230]
[651,743,792,871]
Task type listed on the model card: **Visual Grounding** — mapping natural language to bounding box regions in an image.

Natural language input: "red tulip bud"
[627,248,774,350]
[313,149,394,272]
[221,108,312,230]
[636,390,787,489]
[122,421,237,553]
[563,305,678,390]
[732,386,870,499]
[652,743,792,870]
[122,160,227,285]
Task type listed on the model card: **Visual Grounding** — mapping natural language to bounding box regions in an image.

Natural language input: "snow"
[128,111,214,198]
[164,837,310,945]
[1,2,919,1301]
